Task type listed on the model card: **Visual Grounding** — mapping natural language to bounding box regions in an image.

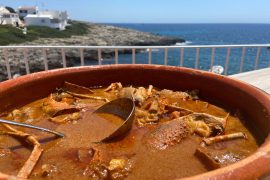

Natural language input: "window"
[3,14,10,18]
[19,10,27,13]
[41,19,46,23]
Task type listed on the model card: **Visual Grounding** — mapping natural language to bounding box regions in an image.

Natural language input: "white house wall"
[24,10,68,30]
[39,11,68,20]
[25,17,66,30]
[0,7,10,14]
[25,17,50,27]
[0,14,22,26]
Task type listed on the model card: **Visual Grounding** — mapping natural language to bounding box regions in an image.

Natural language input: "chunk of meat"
[144,118,190,150]
[104,82,123,92]
[136,109,159,126]
[195,146,245,170]
[6,108,41,123]
[159,89,191,101]
[170,111,181,119]
[119,86,154,106]
[49,112,81,123]
[148,100,159,114]
[7,109,23,121]
[65,91,109,102]
[164,104,193,116]
[42,94,80,117]
[133,87,148,105]
[191,113,227,128]
[82,158,133,180]
[52,91,75,104]
[182,113,227,137]
[136,96,169,126]
[188,120,211,137]
[118,87,135,99]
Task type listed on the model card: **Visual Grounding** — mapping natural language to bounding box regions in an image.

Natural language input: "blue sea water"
[90,24,270,75]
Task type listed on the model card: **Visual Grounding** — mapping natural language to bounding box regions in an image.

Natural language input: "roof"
[18,6,37,10]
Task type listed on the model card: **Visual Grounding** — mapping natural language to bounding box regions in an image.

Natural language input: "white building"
[0,6,22,26]
[18,6,38,19]
[24,10,68,30]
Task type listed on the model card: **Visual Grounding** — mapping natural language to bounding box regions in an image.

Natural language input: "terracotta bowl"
[0,65,269,179]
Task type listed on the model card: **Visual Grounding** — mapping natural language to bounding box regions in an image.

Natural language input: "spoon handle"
[0,119,65,138]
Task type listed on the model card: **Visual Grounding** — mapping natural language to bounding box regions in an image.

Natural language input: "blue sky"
[1,0,270,23]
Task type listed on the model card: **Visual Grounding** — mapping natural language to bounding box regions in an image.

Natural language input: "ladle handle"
[0,119,65,138]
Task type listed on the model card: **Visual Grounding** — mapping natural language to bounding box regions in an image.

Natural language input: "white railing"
[1,44,270,81]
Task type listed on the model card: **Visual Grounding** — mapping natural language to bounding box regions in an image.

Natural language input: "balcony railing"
[1,44,270,81]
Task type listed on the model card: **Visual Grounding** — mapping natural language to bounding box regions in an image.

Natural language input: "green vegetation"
[0,21,89,45]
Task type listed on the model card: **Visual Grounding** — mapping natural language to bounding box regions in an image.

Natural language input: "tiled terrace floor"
[230,68,270,94]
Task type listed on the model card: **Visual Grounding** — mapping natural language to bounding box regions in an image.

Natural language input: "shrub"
[0,21,89,45]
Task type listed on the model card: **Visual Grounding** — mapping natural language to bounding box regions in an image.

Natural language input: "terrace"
[0,44,270,94]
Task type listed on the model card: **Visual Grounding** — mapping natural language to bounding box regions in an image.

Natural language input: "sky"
[1,0,270,23]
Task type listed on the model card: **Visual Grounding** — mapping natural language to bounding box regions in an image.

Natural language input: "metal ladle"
[94,97,135,142]
[0,97,135,141]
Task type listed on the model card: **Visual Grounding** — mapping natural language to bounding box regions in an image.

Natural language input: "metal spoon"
[94,98,135,142]
[0,119,65,138]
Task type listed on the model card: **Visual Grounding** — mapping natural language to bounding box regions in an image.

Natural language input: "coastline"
[0,21,184,81]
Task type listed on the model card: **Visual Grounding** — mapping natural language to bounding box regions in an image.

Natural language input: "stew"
[0,82,258,179]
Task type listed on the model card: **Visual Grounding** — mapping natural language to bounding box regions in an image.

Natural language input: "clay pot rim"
[0,64,270,179]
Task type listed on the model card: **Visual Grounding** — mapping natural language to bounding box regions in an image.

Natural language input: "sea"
[90,24,270,75]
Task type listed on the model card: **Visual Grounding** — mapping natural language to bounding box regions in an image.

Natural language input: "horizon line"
[100,22,270,24]
[78,21,270,25]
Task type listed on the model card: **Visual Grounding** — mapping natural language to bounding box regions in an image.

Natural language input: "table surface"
[230,68,270,94]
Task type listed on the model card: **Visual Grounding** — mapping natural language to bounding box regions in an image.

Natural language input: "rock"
[0,22,185,81]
